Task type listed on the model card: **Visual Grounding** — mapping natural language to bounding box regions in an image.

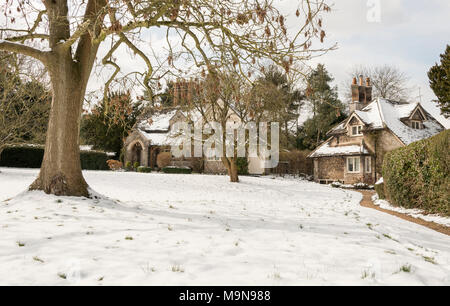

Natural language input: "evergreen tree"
[297,64,347,150]
[80,91,142,159]
[428,45,450,118]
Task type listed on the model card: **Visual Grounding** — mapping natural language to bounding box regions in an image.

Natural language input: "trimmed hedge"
[162,166,192,174]
[236,157,249,175]
[0,145,109,171]
[382,130,449,216]
[137,166,153,173]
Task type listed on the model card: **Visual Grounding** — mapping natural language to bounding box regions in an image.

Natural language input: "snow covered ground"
[373,195,450,227]
[0,168,449,285]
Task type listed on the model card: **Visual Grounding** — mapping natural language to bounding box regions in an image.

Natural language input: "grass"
[58,273,67,279]
[361,270,375,280]
[423,256,437,265]
[171,265,185,273]
[33,256,44,263]
[125,236,134,240]
[17,241,25,247]
[399,264,412,273]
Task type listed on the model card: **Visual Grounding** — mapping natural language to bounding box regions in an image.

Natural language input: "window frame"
[365,156,371,173]
[351,125,363,136]
[411,120,422,130]
[347,157,361,173]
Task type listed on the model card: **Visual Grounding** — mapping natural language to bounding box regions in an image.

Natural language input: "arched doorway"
[131,142,143,165]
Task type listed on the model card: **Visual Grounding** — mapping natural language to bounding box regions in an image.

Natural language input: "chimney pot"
[352,77,357,85]
[359,75,364,86]
[366,77,371,87]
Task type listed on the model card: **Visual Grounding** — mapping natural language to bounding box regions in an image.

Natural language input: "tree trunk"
[30,57,89,197]
[222,157,239,183]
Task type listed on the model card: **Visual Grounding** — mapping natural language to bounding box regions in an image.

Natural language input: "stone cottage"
[124,108,267,175]
[308,76,445,185]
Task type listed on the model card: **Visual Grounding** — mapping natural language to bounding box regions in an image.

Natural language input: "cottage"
[124,108,267,175]
[308,76,445,185]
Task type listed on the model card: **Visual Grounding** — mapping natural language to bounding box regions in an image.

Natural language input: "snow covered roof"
[329,98,445,145]
[135,109,201,146]
[309,140,370,158]
[137,110,179,132]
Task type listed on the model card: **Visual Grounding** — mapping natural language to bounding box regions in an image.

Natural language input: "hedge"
[236,157,249,175]
[0,145,109,171]
[162,166,192,174]
[382,130,449,216]
[137,166,153,173]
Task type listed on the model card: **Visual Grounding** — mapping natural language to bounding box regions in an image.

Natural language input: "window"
[347,157,360,173]
[206,149,221,161]
[411,121,422,129]
[365,156,371,173]
[351,125,363,136]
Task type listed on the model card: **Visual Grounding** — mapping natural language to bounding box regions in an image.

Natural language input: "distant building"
[308,76,445,184]
[123,109,267,175]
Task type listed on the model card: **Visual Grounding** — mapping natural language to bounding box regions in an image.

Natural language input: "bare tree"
[0,52,50,160]
[1,0,333,196]
[344,65,411,102]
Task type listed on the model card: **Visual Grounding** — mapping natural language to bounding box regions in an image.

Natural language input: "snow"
[309,142,369,158]
[0,168,449,285]
[373,195,450,227]
[138,110,178,132]
[377,99,444,145]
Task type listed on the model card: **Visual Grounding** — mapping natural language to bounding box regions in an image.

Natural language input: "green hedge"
[0,145,109,171]
[382,130,449,216]
[162,166,192,174]
[236,157,249,175]
[137,166,152,173]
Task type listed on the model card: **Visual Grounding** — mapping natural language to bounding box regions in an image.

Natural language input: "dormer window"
[351,125,363,136]
[411,121,423,130]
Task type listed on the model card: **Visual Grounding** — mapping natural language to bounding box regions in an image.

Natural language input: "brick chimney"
[349,75,372,113]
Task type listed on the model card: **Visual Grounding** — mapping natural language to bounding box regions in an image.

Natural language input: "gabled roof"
[328,98,444,145]
[309,138,370,158]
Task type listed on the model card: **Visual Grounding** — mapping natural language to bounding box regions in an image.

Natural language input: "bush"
[382,130,449,216]
[133,161,140,169]
[125,161,132,170]
[162,166,192,174]
[107,159,123,171]
[81,151,109,170]
[236,157,249,175]
[157,152,172,168]
[0,145,109,170]
[137,166,152,173]
[374,179,385,200]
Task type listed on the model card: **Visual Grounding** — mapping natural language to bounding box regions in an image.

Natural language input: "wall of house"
[363,130,404,179]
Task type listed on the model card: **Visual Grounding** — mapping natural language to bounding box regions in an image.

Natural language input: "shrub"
[162,166,192,174]
[81,151,109,170]
[137,166,152,173]
[157,152,172,168]
[125,161,132,170]
[236,157,249,175]
[374,179,385,200]
[107,159,123,171]
[133,161,140,169]
[0,145,108,170]
[382,130,449,216]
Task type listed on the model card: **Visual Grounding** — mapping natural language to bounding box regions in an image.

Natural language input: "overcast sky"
[287,0,450,127]
[88,0,450,127]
